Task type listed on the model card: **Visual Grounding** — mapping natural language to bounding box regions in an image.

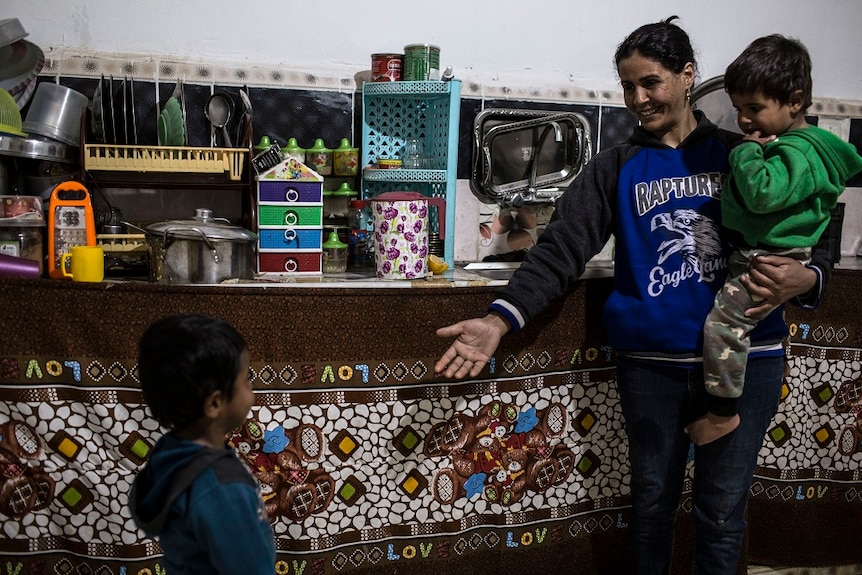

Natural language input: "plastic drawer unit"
[255,159,324,274]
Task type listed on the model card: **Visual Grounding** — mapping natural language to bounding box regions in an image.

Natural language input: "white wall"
[6,0,862,101]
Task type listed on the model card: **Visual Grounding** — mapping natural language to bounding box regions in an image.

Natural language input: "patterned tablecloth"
[0,272,859,574]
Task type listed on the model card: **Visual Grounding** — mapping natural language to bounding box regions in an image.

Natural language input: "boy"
[129,314,276,574]
[687,35,862,445]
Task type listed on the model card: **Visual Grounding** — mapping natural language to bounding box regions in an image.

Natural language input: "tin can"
[403,44,440,81]
[376,158,402,169]
[371,53,402,82]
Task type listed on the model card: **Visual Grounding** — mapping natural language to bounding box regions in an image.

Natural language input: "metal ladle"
[204,93,234,147]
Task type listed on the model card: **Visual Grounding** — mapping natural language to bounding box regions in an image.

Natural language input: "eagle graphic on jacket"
[650,208,723,274]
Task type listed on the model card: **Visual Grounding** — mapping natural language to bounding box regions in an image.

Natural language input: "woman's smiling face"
[618,52,695,146]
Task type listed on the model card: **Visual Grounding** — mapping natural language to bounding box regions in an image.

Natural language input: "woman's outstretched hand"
[434,313,510,379]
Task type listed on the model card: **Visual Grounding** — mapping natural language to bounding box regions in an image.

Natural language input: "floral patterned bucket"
[370,192,446,280]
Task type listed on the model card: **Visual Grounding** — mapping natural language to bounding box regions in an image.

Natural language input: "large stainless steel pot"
[141,208,258,284]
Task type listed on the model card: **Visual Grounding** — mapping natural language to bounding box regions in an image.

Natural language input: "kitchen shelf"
[363,168,447,183]
[362,81,454,97]
[361,80,460,266]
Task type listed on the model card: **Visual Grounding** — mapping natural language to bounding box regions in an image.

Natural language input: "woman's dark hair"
[723,34,813,111]
[137,314,247,430]
[614,16,698,75]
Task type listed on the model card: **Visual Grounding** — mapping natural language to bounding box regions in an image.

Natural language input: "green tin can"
[403,44,440,81]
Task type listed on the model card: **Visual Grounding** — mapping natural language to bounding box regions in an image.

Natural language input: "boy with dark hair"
[129,314,276,574]
[688,35,862,445]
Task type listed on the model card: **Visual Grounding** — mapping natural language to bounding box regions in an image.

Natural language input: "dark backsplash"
[36,75,862,185]
[41,76,642,181]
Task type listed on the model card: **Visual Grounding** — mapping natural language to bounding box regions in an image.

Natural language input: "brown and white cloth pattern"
[0,276,860,573]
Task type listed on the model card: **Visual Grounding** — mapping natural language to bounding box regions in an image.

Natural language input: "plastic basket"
[362,84,453,169]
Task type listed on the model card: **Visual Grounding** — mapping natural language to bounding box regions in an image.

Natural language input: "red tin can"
[371,53,402,82]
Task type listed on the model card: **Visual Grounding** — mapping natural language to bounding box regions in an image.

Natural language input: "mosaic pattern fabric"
[0,275,859,573]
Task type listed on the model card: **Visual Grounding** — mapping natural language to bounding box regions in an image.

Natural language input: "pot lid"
[145,208,257,242]
[370,191,426,201]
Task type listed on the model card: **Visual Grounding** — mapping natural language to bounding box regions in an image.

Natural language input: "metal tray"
[0,133,77,163]
[470,108,591,206]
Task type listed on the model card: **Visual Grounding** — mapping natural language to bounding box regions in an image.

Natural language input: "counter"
[0,266,859,574]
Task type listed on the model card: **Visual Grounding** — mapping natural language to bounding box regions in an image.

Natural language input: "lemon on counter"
[428,254,449,274]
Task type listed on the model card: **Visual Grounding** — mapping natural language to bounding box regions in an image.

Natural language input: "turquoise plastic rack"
[361,80,461,267]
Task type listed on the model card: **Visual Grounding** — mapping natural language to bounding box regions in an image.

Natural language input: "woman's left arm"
[741,250,830,317]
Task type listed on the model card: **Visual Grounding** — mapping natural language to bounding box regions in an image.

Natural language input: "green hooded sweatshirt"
[722,125,862,249]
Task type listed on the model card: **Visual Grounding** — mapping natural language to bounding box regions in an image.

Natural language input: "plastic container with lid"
[305,138,333,175]
[323,182,358,219]
[333,138,359,176]
[280,137,306,163]
[322,230,348,273]
[254,135,273,156]
[0,195,45,274]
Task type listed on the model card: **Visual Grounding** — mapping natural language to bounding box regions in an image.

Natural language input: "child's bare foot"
[685,413,741,445]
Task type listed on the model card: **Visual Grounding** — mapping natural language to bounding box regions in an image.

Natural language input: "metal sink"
[464,259,614,281]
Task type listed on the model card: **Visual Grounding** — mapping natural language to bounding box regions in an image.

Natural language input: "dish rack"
[84,144,248,181]
[96,233,147,254]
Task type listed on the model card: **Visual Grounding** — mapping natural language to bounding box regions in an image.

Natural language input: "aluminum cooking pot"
[139,208,258,284]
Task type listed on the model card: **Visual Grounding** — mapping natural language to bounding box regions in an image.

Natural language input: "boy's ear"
[788,89,805,113]
[201,390,224,418]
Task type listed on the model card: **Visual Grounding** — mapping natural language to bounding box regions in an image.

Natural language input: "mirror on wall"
[470,109,592,207]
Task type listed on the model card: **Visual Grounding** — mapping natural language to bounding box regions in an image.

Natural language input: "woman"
[435,17,828,575]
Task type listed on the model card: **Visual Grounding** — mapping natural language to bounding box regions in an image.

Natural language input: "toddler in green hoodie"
[688,34,862,445]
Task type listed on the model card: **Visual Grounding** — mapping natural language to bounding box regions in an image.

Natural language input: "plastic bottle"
[347,200,371,268]
[322,231,348,273]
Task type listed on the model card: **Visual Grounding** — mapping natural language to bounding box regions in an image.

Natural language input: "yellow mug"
[61,245,104,282]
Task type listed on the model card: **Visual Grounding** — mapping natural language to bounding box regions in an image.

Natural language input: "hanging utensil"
[204,93,233,147]
[236,86,252,146]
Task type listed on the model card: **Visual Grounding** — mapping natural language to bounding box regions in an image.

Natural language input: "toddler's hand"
[742,130,778,146]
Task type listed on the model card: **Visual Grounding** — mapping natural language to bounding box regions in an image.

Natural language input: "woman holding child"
[435,17,831,575]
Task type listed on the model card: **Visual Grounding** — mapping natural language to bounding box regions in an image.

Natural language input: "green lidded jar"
[280,137,306,163]
[333,138,359,176]
[324,182,358,219]
[305,138,333,175]
[253,135,272,156]
[322,230,348,273]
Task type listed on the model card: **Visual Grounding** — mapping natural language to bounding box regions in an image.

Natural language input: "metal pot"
[22,83,89,147]
[139,208,257,284]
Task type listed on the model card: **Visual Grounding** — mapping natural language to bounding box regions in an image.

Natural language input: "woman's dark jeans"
[616,354,783,575]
